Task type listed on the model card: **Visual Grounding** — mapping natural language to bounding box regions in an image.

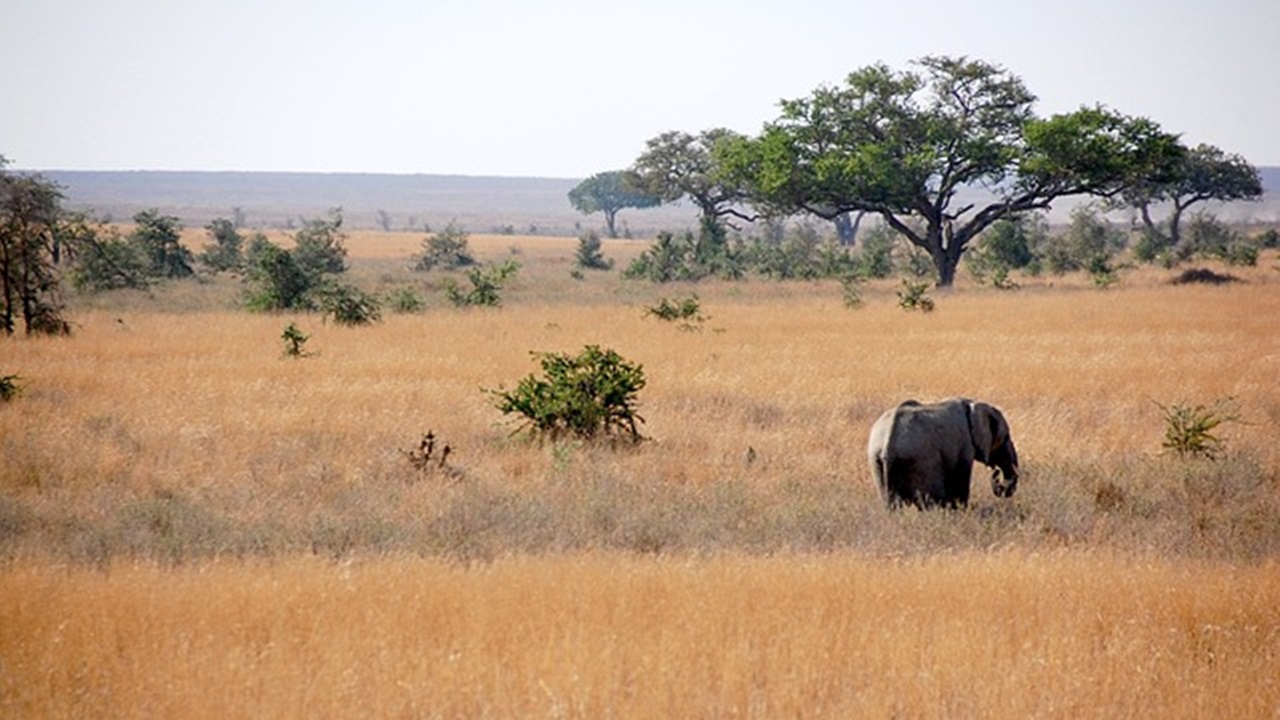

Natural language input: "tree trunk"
[604,209,618,238]
[834,211,863,247]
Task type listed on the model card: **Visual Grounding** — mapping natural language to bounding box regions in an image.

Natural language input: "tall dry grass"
[1,234,1278,715]
[2,551,1277,718]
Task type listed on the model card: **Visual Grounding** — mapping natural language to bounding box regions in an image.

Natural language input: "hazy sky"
[4,0,1277,177]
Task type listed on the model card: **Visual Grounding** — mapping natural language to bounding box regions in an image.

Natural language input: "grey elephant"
[866,398,1020,509]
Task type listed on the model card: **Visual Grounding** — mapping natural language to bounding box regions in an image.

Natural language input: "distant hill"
[37,170,698,236]
[32,167,1280,235]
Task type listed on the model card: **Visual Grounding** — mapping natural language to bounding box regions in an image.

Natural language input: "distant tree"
[290,207,347,279]
[375,209,393,232]
[575,229,613,270]
[567,171,660,238]
[719,56,1184,286]
[199,217,246,273]
[245,240,313,311]
[1112,143,1262,259]
[130,209,193,279]
[413,221,474,270]
[1039,206,1126,276]
[631,128,755,238]
[0,159,71,335]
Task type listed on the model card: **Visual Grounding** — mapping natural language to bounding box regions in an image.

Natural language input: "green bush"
[291,208,348,278]
[318,283,382,326]
[384,287,425,314]
[199,218,247,273]
[1156,398,1241,460]
[444,260,520,307]
[644,294,705,326]
[414,221,475,271]
[896,278,935,312]
[489,345,647,443]
[280,323,310,358]
[575,230,613,270]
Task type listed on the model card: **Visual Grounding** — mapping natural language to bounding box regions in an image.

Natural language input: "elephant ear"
[968,401,1003,464]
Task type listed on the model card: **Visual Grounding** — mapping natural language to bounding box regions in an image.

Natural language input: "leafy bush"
[290,208,348,278]
[489,345,647,443]
[840,275,863,308]
[644,294,706,329]
[967,214,1041,285]
[130,209,194,279]
[280,323,310,358]
[384,287,426,313]
[1156,397,1242,460]
[70,226,149,291]
[0,373,21,402]
[444,260,520,307]
[575,230,613,270]
[414,221,475,271]
[896,278,935,312]
[199,218,247,273]
[1040,206,1125,275]
[245,241,314,311]
[853,225,896,279]
[318,282,382,326]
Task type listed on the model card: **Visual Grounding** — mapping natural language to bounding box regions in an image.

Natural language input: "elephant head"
[968,401,1019,498]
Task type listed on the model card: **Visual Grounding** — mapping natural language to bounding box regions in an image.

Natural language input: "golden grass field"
[1,231,1278,717]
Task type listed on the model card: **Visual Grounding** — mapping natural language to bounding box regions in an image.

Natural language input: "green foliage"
[489,345,647,443]
[130,209,193,279]
[644,294,706,330]
[1040,206,1125,275]
[1184,214,1258,267]
[384,287,425,314]
[280,323,310,358]
[290,208,348,278]
[852,225,896,279]
[1257,228,1279,249]
[967,214,1043,286]
[318,282,382,326]
[896,278,935,312]
[1156,398,1242,460]
[0,373,21,402]
[414,221,475,271]
[70,225,150,292]
[444,260,520,307]
[631,129,753,235]
[568,171,660,238]
[1,167,72,335]
[245,240,314,311]
[720,56,1184,286]
[199,218,246,273]
[840,275,863,308]
[574,229,614,270]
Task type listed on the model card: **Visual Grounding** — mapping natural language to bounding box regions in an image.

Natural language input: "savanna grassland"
[2,231,1278,717]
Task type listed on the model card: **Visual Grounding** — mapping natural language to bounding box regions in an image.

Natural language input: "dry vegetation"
[1,232,1278,716]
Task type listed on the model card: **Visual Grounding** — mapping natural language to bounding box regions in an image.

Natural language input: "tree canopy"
[1112,143,1262,254]
[567,171,660,238]
[716,56,1186,285]
[631,129,756,234]
[0,158,72,335]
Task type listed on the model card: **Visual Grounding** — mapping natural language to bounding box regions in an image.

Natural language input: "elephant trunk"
[989,439,1020,498]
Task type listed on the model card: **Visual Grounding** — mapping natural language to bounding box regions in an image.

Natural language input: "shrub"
[644,294,706,328]
[444,260,519,307]
[840,275,863,308]
[291,208,348,278]
[1156,397,1242,460]
[1040,206,1125,275]
[199,218,246,273]
[414,221,475,271]
[896,278,935,312]
[131,209,193,279]
[853,225,895,279]
[575,230,613,270]
[318,283,382,326]
[280,323,310,358]
[245,241,314,311]
[384,287,426,313]
[0,373,21,402]
[489,345,646,443]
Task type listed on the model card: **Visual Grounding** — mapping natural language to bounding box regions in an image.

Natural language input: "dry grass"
[2,552,1276,718]
[1,234,1278,715]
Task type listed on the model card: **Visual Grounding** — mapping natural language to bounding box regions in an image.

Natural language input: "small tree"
[444,260,519,307]
[489,345,647,443]
[414,221,475,270]
[199,218,246,273]
[0,163,72,335]
[567,170,660,238]
[1039,206,1125,275]
[574,229,613,270]
[280,323,311,358]
[245,240,313,311]
[291,208,347,279]
[130,209,193,279]
[317,282,382,326]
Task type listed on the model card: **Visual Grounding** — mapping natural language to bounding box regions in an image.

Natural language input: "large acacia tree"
[0,157,71,335]
[567,171,660,238]
[631,128,756,238]
[1112,143,1261,253]
[720,56,1185,286]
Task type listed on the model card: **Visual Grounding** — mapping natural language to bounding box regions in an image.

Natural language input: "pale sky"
[4,0,1277,177]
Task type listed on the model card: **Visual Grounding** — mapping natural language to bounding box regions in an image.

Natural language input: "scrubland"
[1,233,1278,717]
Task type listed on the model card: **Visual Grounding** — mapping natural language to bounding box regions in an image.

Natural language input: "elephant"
[866,398,1020,509]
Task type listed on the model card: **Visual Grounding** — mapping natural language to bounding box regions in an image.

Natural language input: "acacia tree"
[720,56,1184,286]
[0,158,72,335]
[568,171,659,238]
[1112,143,1262,255]
[631,128,755,240]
